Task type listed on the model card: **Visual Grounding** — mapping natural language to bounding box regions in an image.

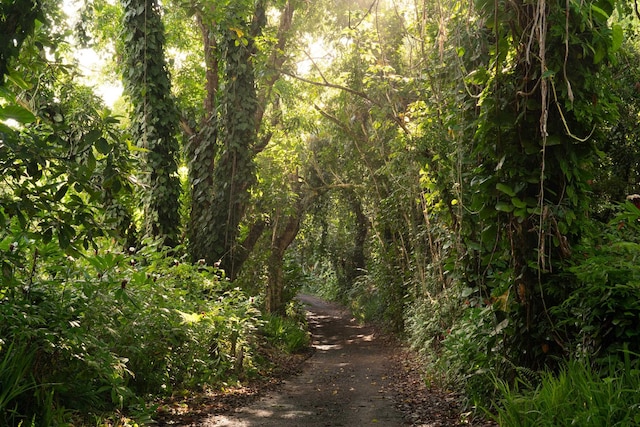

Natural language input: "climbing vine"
[121,0,181,247]
[463,0,622,365]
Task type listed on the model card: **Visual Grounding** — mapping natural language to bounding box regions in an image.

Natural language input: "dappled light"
[199,294,406,426]
[2,0,640,425]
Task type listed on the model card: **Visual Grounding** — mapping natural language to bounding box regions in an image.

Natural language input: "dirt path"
[198,294,404,426]
[163,294,496,427]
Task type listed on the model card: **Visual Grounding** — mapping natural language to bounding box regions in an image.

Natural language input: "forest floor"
[156,294,497,426]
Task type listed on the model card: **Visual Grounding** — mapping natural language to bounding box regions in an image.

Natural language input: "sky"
[62,0,123,108]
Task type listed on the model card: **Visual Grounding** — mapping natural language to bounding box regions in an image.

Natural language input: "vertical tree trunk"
[266,210,303,314]
[344,190,368,284]
[209,21,260,272]
[266,174,306,314]
[121,0,180,247]
[186,0,296,276]
[186,10,219,263]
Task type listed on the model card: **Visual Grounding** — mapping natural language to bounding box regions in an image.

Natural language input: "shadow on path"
[201,294,405,426]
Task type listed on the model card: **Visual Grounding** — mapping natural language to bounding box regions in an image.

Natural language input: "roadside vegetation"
[2,0,640,425]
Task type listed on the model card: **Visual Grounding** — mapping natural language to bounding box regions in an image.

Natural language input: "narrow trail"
[167,294,495,426]
[201,294,405,426]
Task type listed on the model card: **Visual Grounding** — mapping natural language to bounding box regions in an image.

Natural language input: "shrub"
[552,204,640,360]
[261,311,310,354]
[0,236,264,424]
[489,354,640,426]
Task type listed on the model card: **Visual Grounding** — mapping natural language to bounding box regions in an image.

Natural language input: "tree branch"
[286,70,412,136]
[254,0,295,147]
[229,219,267,280]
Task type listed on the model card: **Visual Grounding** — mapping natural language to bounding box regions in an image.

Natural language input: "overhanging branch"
[284,70,412,136]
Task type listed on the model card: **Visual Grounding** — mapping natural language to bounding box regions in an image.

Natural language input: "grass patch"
[261,314,311,354]
[488,353,640,426]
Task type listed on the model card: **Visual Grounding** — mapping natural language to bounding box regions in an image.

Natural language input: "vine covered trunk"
[121,0,181,247]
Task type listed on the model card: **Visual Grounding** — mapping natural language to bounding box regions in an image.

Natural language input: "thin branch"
[255,0,295,135]
[311,183,364,192]
[286,70,375,102]
[179,116,195,138]
[313,104,362,142]
[349,0,378,30]
[313,104,386,201]
[286,70,412,135]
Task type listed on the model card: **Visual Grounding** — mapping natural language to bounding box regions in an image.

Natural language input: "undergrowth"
[0,233,307,425]
[488,352,640,426]
[403,202,640,421]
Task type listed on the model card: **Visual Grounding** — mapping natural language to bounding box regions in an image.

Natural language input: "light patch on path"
[194,294,406,426]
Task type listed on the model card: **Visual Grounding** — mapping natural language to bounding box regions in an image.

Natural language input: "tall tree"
[184,0,296,279]
[206,2,263,274]
[0,0,42,82]
[121,0,181,247]
[461,0,622,365]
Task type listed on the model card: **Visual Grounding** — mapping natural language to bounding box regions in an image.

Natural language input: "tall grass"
[490,353,640,426]
[0,342,38,425]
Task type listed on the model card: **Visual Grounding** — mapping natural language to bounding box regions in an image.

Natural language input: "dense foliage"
[121,0,182,247]
[3,0,640,424]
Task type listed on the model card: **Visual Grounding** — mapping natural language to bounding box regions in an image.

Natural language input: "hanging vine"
[121,0,181,247]
[464,0,622,366]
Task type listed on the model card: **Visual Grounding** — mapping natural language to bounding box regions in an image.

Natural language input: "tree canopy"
[2,0,640,423]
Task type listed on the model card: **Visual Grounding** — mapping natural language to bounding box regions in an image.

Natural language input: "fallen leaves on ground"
[154,345,313,425]
[154,322,497,426]
[386,348,498,427]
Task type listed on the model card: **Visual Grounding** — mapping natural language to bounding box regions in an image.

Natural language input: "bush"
[405,283,519,407]
[552,204,640,360]
[489,354,640,426]
[0,237,264,424]
[261,312,310,354]
[405,285,464,359]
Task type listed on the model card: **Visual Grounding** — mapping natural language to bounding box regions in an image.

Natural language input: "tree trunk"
[186,10,219,263]
[209,25,259,271]
[266,212,302,314]
[121,0,181,247]
[345,190,368,284]
[186,0,297,275]
[266,174,306,314]
[230,219,267,281]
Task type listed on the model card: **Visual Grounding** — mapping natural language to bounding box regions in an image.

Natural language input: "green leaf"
[511,197,527,209]
[496,201,514,212]
[57,224,72,248]
[541,69,555,79]
[43,228,53,244]
[176,310,204,324]
[53,184,68,202]
[6,72,32,90]
[514,208,527,218]
[83,129,103,146]
[611,24,623,53]
[496,183,516,197]
[0,105,36,123]
[590,4,610,21]
[481,225,497,245]
[593,44,605,64]
[26,160,41,179]
[95,137,111,155]
[545,135,562,146]
[0,237,12,251]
